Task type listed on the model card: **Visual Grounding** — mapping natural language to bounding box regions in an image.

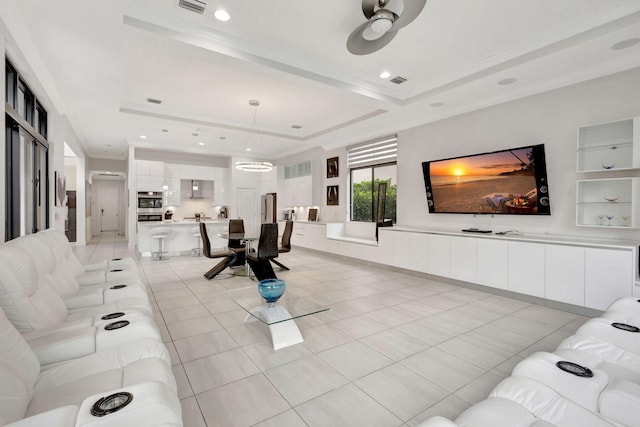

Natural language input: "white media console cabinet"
[291,222,639,312]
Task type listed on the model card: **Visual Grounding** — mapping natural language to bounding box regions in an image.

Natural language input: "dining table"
[218,232,259,278]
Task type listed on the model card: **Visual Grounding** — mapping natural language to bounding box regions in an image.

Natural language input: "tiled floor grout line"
[77,233,589,427]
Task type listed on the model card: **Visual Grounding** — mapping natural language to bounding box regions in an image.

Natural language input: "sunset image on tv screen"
[427,147,539,214]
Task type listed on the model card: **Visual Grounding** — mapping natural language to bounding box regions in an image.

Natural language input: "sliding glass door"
[5,115,49,239]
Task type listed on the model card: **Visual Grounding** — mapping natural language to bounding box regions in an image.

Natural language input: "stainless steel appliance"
[137,192,163,222]
[137,213,163,222]
[137,191,163,210]
[261,193,277,223]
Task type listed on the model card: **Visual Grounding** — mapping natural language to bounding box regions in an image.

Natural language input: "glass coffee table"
[226,285,329,350]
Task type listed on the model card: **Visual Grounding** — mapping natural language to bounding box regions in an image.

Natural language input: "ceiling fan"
[347,0,427,55]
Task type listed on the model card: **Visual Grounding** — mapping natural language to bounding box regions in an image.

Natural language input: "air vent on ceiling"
[178,0,206,14]
[390,76,407,84]
[147,98,162,104]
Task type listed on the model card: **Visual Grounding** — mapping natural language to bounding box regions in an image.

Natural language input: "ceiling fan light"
[370,16,393,33]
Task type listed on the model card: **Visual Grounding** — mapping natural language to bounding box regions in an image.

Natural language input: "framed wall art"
[327,185,339,206]
[327,156,339,178]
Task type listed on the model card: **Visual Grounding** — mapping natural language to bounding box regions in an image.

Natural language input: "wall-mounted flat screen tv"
[421,144,550,215]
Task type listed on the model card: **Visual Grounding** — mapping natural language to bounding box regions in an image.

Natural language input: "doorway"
[98,181,121,233]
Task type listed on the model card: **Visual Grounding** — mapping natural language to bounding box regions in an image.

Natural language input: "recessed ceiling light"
[246,147,252,152]
[498,77,518,85]
[140,135,147,139]
[198,142,205,146]
[214,9,230,21]
[379,71,391,79]
[430,102,444,108]
[611,38,640,50]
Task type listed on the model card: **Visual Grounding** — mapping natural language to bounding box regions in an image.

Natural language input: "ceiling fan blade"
[347,21,398,55]
[393,0,426,29]
[362,0,379,20]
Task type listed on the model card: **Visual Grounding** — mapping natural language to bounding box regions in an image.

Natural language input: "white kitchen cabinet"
[576,178,639,228]
[213,167,229,205]
[180,164,197,179]
[577,117,639,172]
[148,175,164,192]
[283,175,312,207]
[476,239,508,290]
[136,160,164,192]
[164,163,181,179]
[585,247,633,310]
[449,236,477,283]
[508,241,545,298]
[197,166,216,181]
[545,245,585,306]
[426,234,450,278]
[148,161,165,177]
[292,222,306,247]
[393,231,428,273]
[165,177,181,206]
[135,175,150,191]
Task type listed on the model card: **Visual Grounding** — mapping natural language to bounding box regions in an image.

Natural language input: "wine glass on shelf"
[597,214,605,226]
[605,214,614,226]
[622,215,629,227]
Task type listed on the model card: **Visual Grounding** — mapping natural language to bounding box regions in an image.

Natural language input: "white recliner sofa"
[4,234,149,311]
[418,296,640,427]
[0,238,163,361]
[0,231,182,426]
[38,229,142,287]
[0,243,151,318]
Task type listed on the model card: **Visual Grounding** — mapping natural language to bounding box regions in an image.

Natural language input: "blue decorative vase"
[257,279,286,304]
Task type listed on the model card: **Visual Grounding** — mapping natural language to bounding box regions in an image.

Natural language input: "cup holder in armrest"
[110,284,127,289]
[556,360,593,378]
[101,312,125,320]
[91,392,133,417]
[612,322,640,333]
[104,320,130,331]
[109,269,123,272]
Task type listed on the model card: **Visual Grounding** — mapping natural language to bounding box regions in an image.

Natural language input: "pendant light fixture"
[235,99,273,172]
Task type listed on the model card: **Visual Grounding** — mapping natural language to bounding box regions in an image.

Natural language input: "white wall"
[398,68,640,241]
[52,115,87,244]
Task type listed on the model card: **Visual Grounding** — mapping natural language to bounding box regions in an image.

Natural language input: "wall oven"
[137,213,163,222]
[137,192,163,222]
[137,191,163,209]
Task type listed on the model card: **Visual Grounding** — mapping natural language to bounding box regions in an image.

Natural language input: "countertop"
[138,219,229,225]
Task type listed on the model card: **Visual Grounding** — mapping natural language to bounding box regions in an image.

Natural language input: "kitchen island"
[137,220,229,257]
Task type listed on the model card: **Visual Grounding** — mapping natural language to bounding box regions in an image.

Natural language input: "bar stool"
[150,228,171,260]
[190,226,201,257]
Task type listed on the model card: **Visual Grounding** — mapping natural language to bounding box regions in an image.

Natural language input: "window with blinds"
[347,135,397,169]
[347,135,397,223]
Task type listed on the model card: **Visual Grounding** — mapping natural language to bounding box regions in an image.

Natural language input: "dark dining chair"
[200,222,237,280]
[270,220,292,271]
[227,219,246,267]
[246,223,279,281]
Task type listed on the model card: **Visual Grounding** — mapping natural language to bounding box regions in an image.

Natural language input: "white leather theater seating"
[418,296,640,427]
[0,230,182,426]
[38,229,142,287]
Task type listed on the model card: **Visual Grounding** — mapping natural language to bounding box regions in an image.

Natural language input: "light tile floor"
[74,232,589,427]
